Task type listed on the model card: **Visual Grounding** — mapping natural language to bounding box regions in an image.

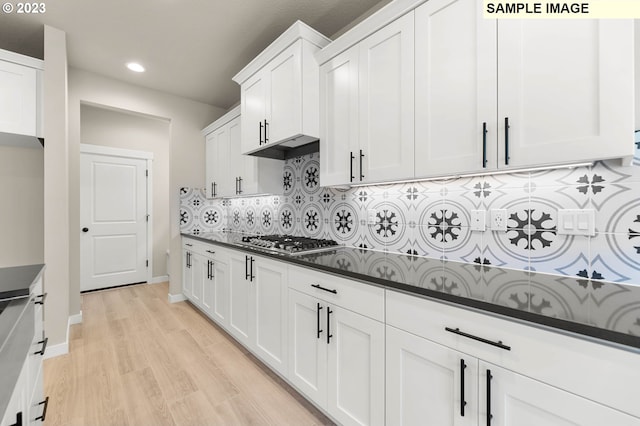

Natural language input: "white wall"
[68,68,224,318]
[43,25,70,350]
[80,104,170,279]
[0,145,43,266]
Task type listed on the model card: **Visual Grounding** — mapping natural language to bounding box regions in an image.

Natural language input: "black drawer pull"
[487,369,493,425]
[9,411,22,426]
[460,359,467,417]
[35,396,49,421]
[445,327,511,351]
[206,250,215,254]
[311,284,337,294]
[35,292,47,305]
[316,303,323,339]
[185,243,193,247]
[327,307,333,344]
[34,336,48,356]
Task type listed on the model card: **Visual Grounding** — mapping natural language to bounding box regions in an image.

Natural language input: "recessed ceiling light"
[126,62,145,73]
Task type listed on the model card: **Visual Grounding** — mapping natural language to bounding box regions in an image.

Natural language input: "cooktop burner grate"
[240,234,340,255]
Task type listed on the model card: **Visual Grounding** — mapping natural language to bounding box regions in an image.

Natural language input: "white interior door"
[80,152,148,291]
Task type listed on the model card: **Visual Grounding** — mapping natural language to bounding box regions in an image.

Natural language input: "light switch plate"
[557,209,595,236]
[471,210,486,231]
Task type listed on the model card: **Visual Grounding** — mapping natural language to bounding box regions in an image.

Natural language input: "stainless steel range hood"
[245,135,319,160]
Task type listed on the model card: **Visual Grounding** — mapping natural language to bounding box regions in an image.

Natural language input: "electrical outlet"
[368,209,377,225]
[490,209,508,231]
[471,210,486,231]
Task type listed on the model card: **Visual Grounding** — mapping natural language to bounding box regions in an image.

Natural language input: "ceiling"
[0,0,387,110]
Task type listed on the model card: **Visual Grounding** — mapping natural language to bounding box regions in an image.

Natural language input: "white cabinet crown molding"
[0,48,43,70]
[232,20,331,85]
[201,105,241,136]
[315,0,427,65]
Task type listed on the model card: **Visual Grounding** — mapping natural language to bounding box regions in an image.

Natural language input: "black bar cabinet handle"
[264,119,269,143]
[460,359,467,417]
[245,255,250,280]
[250,257,255,281]
[504,117,510,165]
[211,182,214,198]
[35,396,50,421]
[9,411,22,426]
[350,152,355,182]
[206,250,215,254]
[259,121,263,145]
[213,182,217,197]
[445,327,511,351]
[185,243,193,247]
[311,284,337,294]
[316,303,323,338]
[209,260,213,280]
[35,292,47,305]
[238,177,243,194]
[487,369,493,425]
[235,177,238,194]
[34,336,48,356]
[327,307,333,344]
[482,122,488,168]
[359,149,364,180]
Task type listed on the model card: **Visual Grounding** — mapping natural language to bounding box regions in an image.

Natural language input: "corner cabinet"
[0,49,44,142]
[414,0,634,177]
[319,13,415,186]
[203,106,282,198]
[233,21,331,155]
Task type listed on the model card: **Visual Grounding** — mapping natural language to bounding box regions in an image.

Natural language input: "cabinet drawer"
[386,289,640,419]
[182,238,217,258]
[289,266,384,321]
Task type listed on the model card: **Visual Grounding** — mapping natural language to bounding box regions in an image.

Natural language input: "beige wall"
[80,104,171,279]
[43,25,70,348]
[0,145,43,267]
[68,68,224,317]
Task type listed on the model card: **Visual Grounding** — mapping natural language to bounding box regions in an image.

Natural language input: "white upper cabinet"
[203,107,282,198]
[358,13,415,184]
[233,22,331,157]
[319,13,415,186]
[0,49,43,145]
[414,0,497,177]
[319,0,634,184]
[497,19,634,167]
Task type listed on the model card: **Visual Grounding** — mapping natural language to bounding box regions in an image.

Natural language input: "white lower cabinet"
[288,286,385,426]
[386,326,478,426]
[227,250,253,346]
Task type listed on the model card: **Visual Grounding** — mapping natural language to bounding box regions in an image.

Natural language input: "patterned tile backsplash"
[181,137,640,285]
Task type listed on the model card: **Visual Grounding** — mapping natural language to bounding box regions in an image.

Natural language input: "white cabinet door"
[497,19,634,167]
[327,305,385,426]
[204,132,216,198]
[182,248,192,299]
[481,363,640,426]
[266,42,302,144]
[386,326,478,426]
[228,251,253,347]
[201,257,214,315]
[240,72,268,153]
[288,289,328,407]
[211,258,229,327]
[189,253,204,307]
[358,13,414,184]
[253,258,288,375]
[1,361,26,426]
[319,45,359,187]
[0,60,37,137]
[414,0,497,177]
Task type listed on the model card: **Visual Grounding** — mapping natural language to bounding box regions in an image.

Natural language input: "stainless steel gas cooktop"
[239,234,341,256]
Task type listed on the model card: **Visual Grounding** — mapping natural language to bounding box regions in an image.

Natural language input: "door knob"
[82,227,89,232]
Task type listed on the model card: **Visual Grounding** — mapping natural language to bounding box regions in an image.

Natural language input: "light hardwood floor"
[43,282,334,426]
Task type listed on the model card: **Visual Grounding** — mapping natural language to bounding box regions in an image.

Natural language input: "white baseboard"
[44,312,83,360]
[151,275,169,284]
[44,341,69,360]
[168,293,186,303]
[69,311,83,325]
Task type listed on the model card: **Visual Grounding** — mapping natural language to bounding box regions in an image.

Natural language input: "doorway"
[80,144,152,291]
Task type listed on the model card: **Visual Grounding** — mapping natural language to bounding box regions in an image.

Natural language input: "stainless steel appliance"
[239,235,340,255]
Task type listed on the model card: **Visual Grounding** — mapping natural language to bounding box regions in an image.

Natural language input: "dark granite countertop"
[0,264,45,301]
[183,232,640,351]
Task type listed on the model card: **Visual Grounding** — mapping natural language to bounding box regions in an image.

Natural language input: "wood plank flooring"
[43,282,334,426]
